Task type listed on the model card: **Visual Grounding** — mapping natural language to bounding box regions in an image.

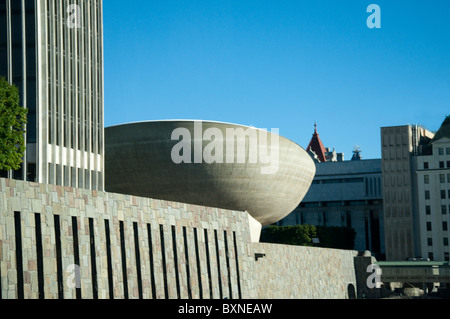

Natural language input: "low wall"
[0,178,256,299]
[0,178,359,299]
[252,243,358,299]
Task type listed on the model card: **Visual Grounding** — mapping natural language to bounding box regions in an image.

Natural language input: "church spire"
[306,122,327,162]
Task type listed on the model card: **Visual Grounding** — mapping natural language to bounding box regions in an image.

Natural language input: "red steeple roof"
[306,123,327,162]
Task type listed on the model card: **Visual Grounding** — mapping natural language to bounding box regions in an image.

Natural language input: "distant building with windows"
[381,116,450,261]
[278,125,385,258]
[0,0,104,190]
[415,133,450,262]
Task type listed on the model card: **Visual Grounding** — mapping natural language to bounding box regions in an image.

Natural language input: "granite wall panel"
[0,178,358,299]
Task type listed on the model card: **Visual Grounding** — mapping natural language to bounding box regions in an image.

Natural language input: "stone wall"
[0,178,359,299]
[252,243,358,299]
[0,178,256,299]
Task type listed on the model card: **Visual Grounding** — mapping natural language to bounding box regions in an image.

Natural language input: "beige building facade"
[381,117,450,261]
[381,125,434,260]
[414,136,450,261]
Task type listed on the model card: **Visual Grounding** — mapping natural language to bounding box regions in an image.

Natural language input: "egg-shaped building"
[105,120,315,226]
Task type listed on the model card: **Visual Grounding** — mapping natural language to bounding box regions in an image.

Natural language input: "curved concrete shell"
[105,120,315,225]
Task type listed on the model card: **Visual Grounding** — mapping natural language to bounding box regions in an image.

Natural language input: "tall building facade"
[0,0,104,190]
[413,117,450,261]
[381,125,422,260]
[381,117,450,261]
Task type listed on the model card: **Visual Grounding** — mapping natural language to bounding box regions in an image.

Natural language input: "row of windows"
[312,177,364,184]
[427,252,449,261]
[424,173,450,184]
[424,189,450,200]
[426,221,448,231]
[312,177,382,197]
[299,200,378,208]
[423,161,450,169]
[48,163,102,191]
[437,148,450,156]
[427,237,449,247]
[425,205,450,215]
[382,131,409,147]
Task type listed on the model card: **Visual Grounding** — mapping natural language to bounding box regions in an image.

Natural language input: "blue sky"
[103,0,450,160]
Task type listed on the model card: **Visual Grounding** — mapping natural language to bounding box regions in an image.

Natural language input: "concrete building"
[278,159,385,257]
[105,120,316,226]
[415,147,450,261]
[0,0,104,191]
[381,116,450,261]
[413,116,450,261]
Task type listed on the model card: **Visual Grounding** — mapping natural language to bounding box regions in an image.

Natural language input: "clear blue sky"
[103,0,450,160]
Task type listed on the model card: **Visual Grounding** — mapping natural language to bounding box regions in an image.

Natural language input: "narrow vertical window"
[224,230,232,299]
[14,212,24,299]
[104,219,114,299]
[0,259,1,299]
[171,226,180,299]
[214,230,223,299]
[119,220,128,299]
[146,224,156,299]
[133,222,143,299]
[159,225,168,299]
[182,227,192,299]
[193,228,203,299]
[232,232,242,299]
[34,213,45,299]
[54,215,64,299]
[71,216,82,299]
[223,230,233,299]
[88,218,98,299]
[203,229,213,299]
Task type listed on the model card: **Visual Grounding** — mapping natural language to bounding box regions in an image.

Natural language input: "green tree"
[0,77,27,171]
[260,224,356,250]
[260,225,317,246]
